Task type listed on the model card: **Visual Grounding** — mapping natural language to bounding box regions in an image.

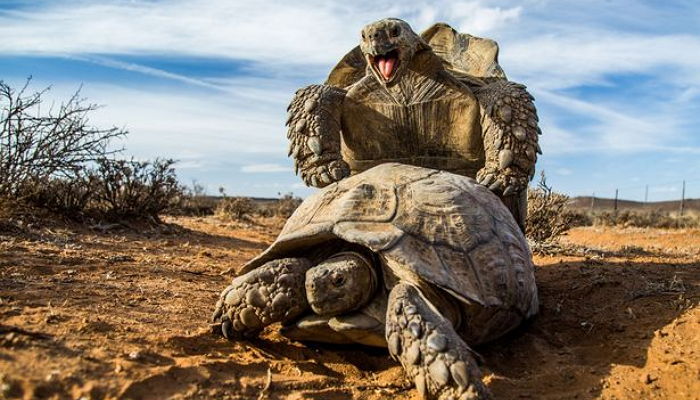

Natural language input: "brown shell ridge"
[433,242,487,307]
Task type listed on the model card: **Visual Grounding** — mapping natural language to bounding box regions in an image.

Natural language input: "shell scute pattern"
[393,176,495,253]
[243,163,536,322]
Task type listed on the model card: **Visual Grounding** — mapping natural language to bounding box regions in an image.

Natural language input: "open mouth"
[370,50,400,81]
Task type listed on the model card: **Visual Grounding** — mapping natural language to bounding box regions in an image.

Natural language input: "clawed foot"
[476,165,527,197]
[212,258,311,339]
[386,284,491,400]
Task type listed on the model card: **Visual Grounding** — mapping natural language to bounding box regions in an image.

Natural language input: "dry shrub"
[26,173,97,217]
[273,193,303,218]
[216,197,256,221]
[257,193,303,218]
[89,158,182,220]
[175,181,218,216]
[526,172,577,243]
[215,193,303,221]
[592,209,700,229]
[1,80,183,223]
[0,79,124,200]
[26,158,182,221]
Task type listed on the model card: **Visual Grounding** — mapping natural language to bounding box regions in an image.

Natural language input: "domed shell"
[242,163,537,325]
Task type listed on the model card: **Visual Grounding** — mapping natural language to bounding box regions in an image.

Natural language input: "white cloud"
[241,163,290,173]
[18,78,290,161]
[0,1,522,65]
[502,31,700,90]
[450,3,522,34]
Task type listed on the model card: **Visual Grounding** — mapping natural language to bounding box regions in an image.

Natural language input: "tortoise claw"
[488,181,503,192]
[221,320,233,340]
[479,174,495,187]
[503,185,516,197]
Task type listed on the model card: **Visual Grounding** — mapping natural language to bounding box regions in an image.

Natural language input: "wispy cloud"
[503,31,700,90]
[0,1,524,63]
[65,55,226,91]
[241,163,291,173]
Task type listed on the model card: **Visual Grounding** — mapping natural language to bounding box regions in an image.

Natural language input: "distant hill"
[568,196,700,212]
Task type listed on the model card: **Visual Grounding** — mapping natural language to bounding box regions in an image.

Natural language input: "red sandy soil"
[1,219,698,399]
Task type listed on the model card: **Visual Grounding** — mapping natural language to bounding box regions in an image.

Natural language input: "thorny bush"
[526,171,577,243]
[0,79,125,199]
[1,79,183,222]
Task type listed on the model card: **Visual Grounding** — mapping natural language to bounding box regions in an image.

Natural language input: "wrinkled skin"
[359,18,427,85]
[305,251,377,316]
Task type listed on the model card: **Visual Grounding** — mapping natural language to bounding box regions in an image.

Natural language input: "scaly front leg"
[474,80,541,197]
[386,283,490,400]
[212,258,311,339]
[287,84,350,187]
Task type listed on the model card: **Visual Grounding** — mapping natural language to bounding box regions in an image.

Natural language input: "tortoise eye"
[390,26,400,37]
[332,275,345,287]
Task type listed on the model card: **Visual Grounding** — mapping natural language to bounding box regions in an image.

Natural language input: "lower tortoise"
[212,163,538,399]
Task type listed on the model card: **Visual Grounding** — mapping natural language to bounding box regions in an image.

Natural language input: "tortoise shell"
[242,163,537,341]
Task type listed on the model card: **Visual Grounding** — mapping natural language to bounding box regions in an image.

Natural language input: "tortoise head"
[359,18,427,85]
[305,251,377,316]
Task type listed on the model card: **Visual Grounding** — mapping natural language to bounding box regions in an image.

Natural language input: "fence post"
[644,184,648,206]
[614,189,619,216]
[590,193,595,212]
[679,180,686,217]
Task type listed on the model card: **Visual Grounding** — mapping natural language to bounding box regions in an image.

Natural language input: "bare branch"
[0,79,126,198]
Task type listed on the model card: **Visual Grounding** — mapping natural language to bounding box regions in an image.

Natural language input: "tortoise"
[212,163,538,400]
[285,18,542,230]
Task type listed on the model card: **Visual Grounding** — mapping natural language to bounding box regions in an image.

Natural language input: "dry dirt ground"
[1,218,698,400]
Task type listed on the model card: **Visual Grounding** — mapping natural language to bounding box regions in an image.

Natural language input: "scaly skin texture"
[473,80,541,197]
[305,251,377,316]
[212,258,311,339]
[386,283,490,400]
[286,85,350,187]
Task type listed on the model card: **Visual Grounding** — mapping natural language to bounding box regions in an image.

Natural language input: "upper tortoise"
[286,18,542,229]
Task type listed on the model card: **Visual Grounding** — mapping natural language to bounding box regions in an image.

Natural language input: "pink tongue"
[377,57,395,79]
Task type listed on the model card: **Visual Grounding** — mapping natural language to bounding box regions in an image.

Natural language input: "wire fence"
[583,178,700,216]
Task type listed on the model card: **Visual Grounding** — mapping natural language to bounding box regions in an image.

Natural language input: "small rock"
[641,373,656,385]
[45,370,60,382]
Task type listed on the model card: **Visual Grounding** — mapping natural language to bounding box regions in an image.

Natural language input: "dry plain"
[1,217,698,399]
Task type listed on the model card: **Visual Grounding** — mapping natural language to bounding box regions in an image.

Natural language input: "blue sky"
[1,0,699,201]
